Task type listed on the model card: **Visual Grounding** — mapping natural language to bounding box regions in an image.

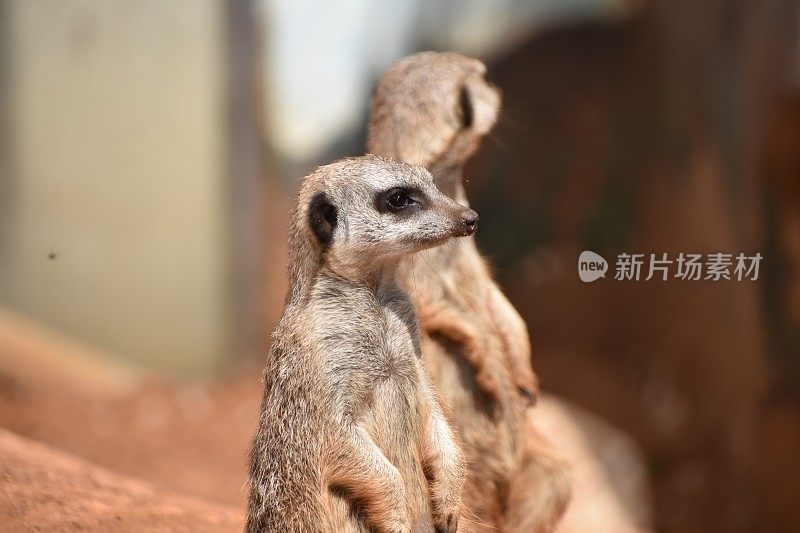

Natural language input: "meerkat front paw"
[429,481,462,533]
[433,509,459,533]
[423,408,465,533]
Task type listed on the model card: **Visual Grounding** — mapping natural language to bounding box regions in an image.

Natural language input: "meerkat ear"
[458,85,474,129]
[308,192,338,245]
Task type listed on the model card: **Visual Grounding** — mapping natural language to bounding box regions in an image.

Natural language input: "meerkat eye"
[388,190,412,210]
[376,187,423,214]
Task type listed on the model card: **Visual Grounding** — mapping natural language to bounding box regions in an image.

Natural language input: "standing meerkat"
[247,155,471,533]
[368,52,571,532]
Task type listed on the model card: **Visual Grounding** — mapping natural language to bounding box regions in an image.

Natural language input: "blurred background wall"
[0,0,630,374]
[0,0,264,376]
[1,0,799,531]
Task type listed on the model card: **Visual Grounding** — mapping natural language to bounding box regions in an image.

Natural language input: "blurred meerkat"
[368,52,571,532]
[247,155,471,533]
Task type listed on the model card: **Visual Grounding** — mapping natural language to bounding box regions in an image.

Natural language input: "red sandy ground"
[0,308,651,531]
[0,429,241,532]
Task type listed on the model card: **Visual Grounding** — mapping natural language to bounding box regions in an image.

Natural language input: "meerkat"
[368,52,571,532]
[247,155,472,533]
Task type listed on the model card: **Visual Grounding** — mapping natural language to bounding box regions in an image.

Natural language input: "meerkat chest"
[377,289,422,376]
[309,285,421,387]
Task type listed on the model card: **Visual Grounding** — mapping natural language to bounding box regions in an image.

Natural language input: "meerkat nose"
[461,209,479,235]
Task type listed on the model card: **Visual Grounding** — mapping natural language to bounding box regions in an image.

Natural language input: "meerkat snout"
[458,208,479,236]
[402,188,478,247]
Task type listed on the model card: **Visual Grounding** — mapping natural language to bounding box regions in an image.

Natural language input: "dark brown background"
[464,2,800,531]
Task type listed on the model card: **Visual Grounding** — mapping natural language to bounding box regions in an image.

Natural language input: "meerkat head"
[292,155,477,282]
[367,51,501,171]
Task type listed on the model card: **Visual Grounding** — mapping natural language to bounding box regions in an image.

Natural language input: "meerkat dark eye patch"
[308,192,337,245]
[375,187,426,215]
[458,86,473,129]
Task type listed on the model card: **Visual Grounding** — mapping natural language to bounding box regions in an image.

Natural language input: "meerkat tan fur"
[247,155,474,533]
[368,52,571,532]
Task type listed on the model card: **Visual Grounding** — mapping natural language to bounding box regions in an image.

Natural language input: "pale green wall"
[1,0,233,376]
